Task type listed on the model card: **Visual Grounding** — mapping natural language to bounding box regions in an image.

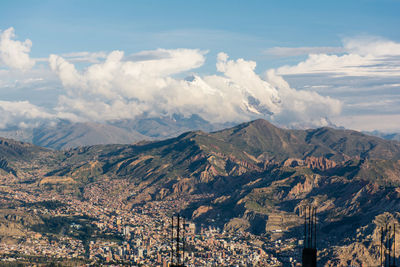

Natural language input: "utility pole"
[302,206,317,267]
[381,222,397,267]
[170,214,185,267]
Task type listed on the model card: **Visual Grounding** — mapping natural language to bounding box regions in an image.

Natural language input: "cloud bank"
[5,28,400,133]
[47,48,340,127]
[275,37,400,77]
[0,100,54,129]
[270,37,400,132]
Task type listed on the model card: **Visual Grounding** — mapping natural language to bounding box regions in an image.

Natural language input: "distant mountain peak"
[247,118,279,129]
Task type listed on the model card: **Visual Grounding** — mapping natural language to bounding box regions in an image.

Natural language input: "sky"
[1,0,400,132]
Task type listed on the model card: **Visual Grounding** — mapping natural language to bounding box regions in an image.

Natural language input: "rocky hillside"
[1,119,399,265]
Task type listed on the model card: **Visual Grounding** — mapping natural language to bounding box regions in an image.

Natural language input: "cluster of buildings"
[0,235,84,259]
[0,183,301,266]
[81,201,283,266]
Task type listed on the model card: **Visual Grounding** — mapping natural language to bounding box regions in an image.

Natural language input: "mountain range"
[0,114,399,150]
[363,130,400,142]
[0,119,399,265]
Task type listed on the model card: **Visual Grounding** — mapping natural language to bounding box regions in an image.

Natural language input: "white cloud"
[49,54,83,90]
[60,51,107,63]
[126,49,178,61]
[0,28,344,130]
[267,36,400,132]
[343,36,400,56]
[0,100,54,129]
[215,52,281,114]
[49,49,211,121]
[275,37,400,77]
[48,49,339,127]
[0,27,35,70]
[266,70,342,128]
[264,46,345,57]
[333,114,400,132]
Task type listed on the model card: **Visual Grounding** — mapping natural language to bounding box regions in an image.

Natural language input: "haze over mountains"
[0,114,399,150]
[0,114,234,150]
[1,118,399,265]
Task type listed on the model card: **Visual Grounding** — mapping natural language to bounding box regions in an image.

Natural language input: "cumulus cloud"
[264,36,400,132]
[4,29,400,133]
[0,27,35,70]
[47,48,339,127]
[0,28,343,130]
[49,49,210,120]
[344,36,400,56]
[266,70,342,128]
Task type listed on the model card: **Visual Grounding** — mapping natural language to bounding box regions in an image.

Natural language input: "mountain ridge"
[1,116,399,152]
[0,115,234,150]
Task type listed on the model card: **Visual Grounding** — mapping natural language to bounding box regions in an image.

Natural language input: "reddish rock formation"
[283,158,304,167]
[192,205,213,219]
[200,165,219,182]
[304,156,337,171]
[287,175,319,199]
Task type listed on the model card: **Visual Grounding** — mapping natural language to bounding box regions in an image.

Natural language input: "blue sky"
[3,0,400,68]
[1,0,400,132]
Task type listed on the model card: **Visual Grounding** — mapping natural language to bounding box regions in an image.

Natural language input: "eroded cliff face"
[283,156,337,171]
[305,156,337,171]
[320,212,400,267]
[286,174,320,199]
[192,205,214,220]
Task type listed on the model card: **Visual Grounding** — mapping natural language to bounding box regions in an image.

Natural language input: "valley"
[0,119,399,266]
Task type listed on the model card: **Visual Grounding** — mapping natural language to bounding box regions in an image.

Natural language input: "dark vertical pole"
[177,215,180,266]
[386,224,389,267]
[393,224,396,267]
[183,217,186,265]
[304,206,307,249]
[389,226,392,267]
[308,206,311,248]
[171,216,174,264]
[313,207,317,249]
[302,205,317,267]
[310,207,314,249]
[381,227,384,267]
